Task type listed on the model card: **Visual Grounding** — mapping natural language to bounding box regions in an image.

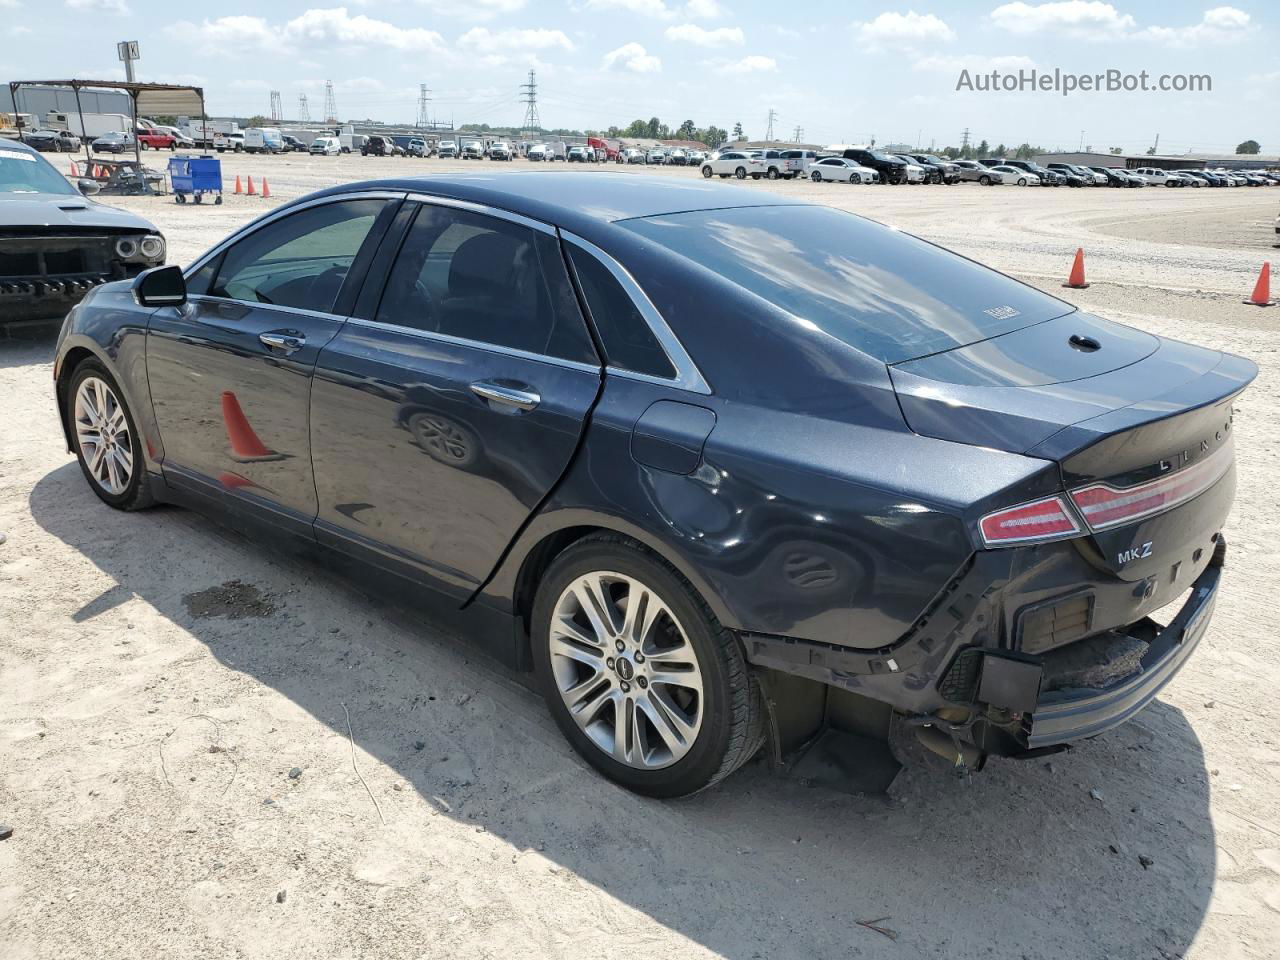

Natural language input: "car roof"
[307,172,795,230]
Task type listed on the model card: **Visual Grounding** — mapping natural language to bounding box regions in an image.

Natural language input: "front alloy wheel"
[68,361,154,510]
[533,536,764,797]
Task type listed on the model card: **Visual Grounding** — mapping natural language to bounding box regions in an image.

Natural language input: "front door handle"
[470,380,540,412]
[259,331,305,355]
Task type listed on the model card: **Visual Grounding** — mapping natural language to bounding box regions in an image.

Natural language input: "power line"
[520,69,540,132]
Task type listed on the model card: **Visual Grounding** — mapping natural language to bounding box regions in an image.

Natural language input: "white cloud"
[583,0,722,20]
[414,0,525,20]
[665,23,744,46]
[855,11,955,48]
[286,8,446,51]
[1,0,22,8]
[684,0,723,17]
[167,8,446,55]
[989,1,1135,40]
[913,53,1036,72]
[458,27,574,51]
[602,42,662,72]
[1139,6,1250,47]
[65,0,129,12]
[716,55,777,74]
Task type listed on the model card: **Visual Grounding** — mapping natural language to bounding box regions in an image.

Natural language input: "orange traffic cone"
[1245,262,1273,306]
[1063,248,1089,289]
[246,175,256,196]
[233,175,242,195]
[69,160,77,176]
[221,391,275,461]
[261,178,270,199]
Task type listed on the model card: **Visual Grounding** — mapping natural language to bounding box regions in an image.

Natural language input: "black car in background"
[1088,166,1131,187]
[1,140,166,323]
[281,134,308,153]
[52,174,1254,797]
[842,148,910,184]
[908,153,959,183]
[20,129,81,153]
[897,154,942,183]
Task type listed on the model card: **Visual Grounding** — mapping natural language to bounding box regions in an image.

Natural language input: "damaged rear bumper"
[1024,560,1217,748]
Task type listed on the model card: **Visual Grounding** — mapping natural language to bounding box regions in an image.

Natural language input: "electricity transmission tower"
[520,69,540,132]
[960,127,971,151]
[416,84,432,129]
[765,108,777,141]
[269,91,283,123]
[297,94,310,123]
[323,81,338,125]
[792,125,803,143]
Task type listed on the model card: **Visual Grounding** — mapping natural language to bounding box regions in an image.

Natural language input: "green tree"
[1110,146,1123,154]
[645,116,661,138]
[246,115,268,128]
[975,139,990,158]
[702,125,727,148]
[676,119,697,140]
[625,119,648,138]
[994,143,1006,157]
[732,121,744,141]
[1236,139,1261,154]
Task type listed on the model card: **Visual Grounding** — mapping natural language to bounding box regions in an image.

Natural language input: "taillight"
[979,495,1082,547]
[1069,443,1232,532]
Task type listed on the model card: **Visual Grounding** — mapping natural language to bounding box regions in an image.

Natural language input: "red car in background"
[136,131,177,151]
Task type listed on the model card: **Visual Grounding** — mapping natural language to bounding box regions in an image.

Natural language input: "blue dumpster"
[167,154,223,205]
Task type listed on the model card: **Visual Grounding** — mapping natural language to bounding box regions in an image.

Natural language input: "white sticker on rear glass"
[0,149,37,162]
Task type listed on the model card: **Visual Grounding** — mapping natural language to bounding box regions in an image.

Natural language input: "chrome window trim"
[182,190,408,281]
[406,192,555,236]
[559,231,710,396]
[184,292,349,325]
[343,315,601,375]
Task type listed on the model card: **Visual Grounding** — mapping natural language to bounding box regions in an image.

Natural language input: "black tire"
[734,166,746,179]
[532,534,766,798]
[811,170,822,182]
[66,359,155,512]
[701,165,712,178]
[979,175,990,185]
[767,168,779,180]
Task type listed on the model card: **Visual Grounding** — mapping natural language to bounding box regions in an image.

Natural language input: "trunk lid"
[890,312,1257,580]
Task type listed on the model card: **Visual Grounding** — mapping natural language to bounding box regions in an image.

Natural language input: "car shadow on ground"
[0,324,58,368]
[29,462,1216,959]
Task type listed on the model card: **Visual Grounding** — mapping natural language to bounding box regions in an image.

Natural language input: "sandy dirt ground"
[2,154,1279,960]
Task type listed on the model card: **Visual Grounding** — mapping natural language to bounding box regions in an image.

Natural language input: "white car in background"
[309,136,340,156]
[989,164,1040,186]
[807,156,878,183]
[686,150,707,164]
[620,147,645,164]
[527,143,550,161]
[899,159,926,183]
[700,150,765,179]
[646,148,667,165]
[1133,166,1185,187]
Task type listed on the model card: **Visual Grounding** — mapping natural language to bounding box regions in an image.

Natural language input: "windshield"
[0,145,77,195]
[622,205,1071,363]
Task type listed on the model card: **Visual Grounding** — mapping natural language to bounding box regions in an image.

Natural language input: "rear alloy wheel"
[811,170,822,182]
[979,175,991,185]
[68,361,154,511]
[701,165,712,178]
[734,166,746,179]
[533,536,764,797]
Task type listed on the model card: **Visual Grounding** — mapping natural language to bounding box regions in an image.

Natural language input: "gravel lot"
[2,153,1279,960]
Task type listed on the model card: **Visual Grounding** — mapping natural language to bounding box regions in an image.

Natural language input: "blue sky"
[1,1,1274,151]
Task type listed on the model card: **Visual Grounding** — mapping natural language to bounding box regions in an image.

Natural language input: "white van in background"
[244,127,284,154]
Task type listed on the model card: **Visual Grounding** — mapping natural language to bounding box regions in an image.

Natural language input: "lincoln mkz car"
[53,174,1254,797]
[2,139,165,324]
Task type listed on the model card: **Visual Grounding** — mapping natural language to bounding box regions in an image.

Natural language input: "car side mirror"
[132,264,186,307]
[77,178,101,196]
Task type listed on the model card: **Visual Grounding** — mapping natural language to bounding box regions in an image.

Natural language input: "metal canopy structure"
[8,79,206,187]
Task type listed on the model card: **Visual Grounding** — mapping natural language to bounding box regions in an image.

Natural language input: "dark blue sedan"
[53,174,1255,796]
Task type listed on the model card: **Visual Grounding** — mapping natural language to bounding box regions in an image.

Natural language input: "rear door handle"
[259,331,305,354]
[470,380,540,412]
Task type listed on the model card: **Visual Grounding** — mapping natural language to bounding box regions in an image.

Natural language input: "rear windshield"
[621,205,1070,363]
[0,146,76,195]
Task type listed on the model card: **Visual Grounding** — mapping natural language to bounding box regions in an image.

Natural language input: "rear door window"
[567,245,675,379]
[622,205,1071,363]
[375,203,597,364]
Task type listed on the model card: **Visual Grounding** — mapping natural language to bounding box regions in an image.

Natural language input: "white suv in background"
[701,150,765,179]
